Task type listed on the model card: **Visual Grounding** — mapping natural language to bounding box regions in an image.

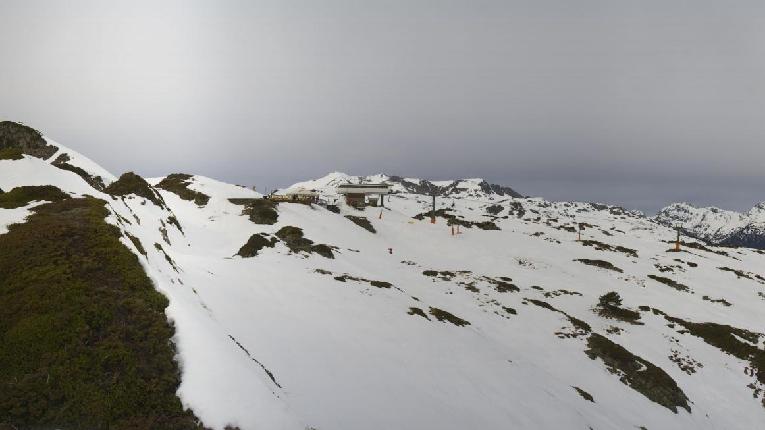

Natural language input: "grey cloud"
[1,0,764,213]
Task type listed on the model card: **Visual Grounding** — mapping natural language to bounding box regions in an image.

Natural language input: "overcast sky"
[2,0,764,213]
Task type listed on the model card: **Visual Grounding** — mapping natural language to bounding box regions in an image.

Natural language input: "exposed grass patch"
[647,274,692,293]
[124,232,146,256]
[156,174,210,206]
[344,215,376,233]
[485,204,503,215]
[574,258,623,272]
[484,276,520,293]
[275,226,335,258]
[51,153,106,191]
[154,242,179,271]
[315,269,393,289]
[105,172,166,208]
[428,307,471,326]
[413,208,500,230]
[702,296,732,307]
[595,292,642,324]
[0,197,203,429]
[526,299,591,337]
[167,215,184,234]
[236,233,277,257]
[572,386,594,402]
[407,307,430,320]
[0,147,23,160]
[654,309,765,387]
[579,239,638,258]
[544,289,583,298]
[0,185,69,209]
[719,267,765,284]
[422,269,459,281]
[369,280,393,289]
[232,199,278,225]
[585,333,691,413]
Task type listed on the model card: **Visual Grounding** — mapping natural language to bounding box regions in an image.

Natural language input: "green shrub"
[0,147,23,160]
[105,172,166,208]
[585,333,690,413]
[0,197,203,429]
[0,185,69,209]
[237,233,277,257]
[156,174,210,206]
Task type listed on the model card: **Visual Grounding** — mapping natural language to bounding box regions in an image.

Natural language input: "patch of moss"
[124,232,146,256]
[310,244,335,259]
[656,311,765,386]
[369,280,392,289]
[0,147,23,160]
[407,307,430,320]
[595,292,642,324]
[526,299,591,336]
[572,386,594,402]
[543,289,583,298]
[0,185,69,209]
[413,208,500,230]
[156,174,210,206]
[51,153,106,191]
[0,197,203,429]
[236,233,277,257]
[236,199,278,225]
[344,215,376,233]
[0,121,58,159]
[647,275,691,293]
[105,172,166,208]
[428,307,471,327]
[274,226,335,259]
[574,258,623,273]
[488,278,520,293]
[167,215,184,234]
[325,271,393,289]
[579,239,638,258]
[719,266,765,284]
[154,242,179,271]
[585,333,691,413]
[485,204,503,215]
[422,270,460,281]
[702,296,732,306]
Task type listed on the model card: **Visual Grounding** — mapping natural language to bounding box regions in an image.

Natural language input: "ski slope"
[2,139,765,430]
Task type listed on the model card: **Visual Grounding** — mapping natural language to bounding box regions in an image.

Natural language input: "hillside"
[655,202,765,249]
[1,121,765,430]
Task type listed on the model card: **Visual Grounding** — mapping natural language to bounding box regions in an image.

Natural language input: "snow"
[45,137,117,184]
[3,152,765,429]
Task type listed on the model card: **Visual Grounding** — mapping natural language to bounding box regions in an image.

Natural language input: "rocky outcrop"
[0,121,58,160]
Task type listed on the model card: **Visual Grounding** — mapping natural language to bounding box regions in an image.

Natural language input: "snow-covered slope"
[3,128,765,429]
[656,202,765,249]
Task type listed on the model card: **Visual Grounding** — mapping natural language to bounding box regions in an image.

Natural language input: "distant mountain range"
[654,202,765,250]
[280,172,523,199]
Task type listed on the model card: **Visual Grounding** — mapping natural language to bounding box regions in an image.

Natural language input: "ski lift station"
[337,183,392,207]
